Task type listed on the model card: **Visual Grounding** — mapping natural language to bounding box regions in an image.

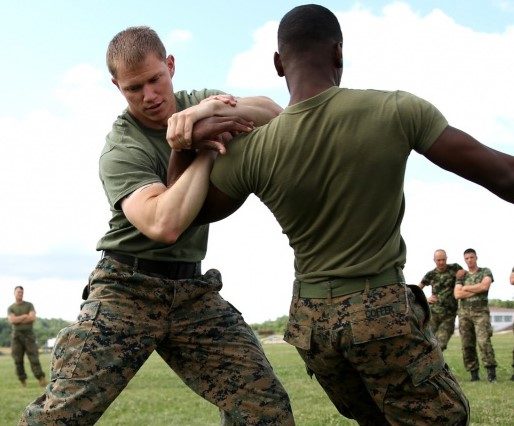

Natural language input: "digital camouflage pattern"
[284,282,469,426]
[456,267,496,372]
[420,263,462,351]
[458,306,497,371]
[11,330,45,382]
[20,257,294,425]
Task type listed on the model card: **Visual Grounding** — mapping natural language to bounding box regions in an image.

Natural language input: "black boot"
[470,369,480,381]
[486,367,497,383]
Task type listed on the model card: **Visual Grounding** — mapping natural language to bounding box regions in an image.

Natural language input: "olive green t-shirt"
[97,89,223,261]
[8,301,35,332]
[211,87,448,282]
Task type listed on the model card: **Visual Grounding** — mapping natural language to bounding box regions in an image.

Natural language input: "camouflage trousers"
[20,256,293,425]
[11,330,45,382]
[457,306,497,371]
[428,310,457,351]
[285,282,469,426]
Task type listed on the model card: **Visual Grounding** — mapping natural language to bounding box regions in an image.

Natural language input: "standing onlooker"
[510,266,514,381]
[419,249,463,350]
[7,286,47,387]
[454,248,497,382]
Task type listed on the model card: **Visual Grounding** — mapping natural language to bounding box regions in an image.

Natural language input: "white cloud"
[0,64,120,255]
[164,29,193,49]
[226,21,281,89]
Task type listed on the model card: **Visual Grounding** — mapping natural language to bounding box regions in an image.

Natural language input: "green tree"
[0,317,70,348]
[251,315,289,336]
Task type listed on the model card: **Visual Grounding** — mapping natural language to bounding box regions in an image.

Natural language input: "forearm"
[194,97,281,127]
[167,97,282,150]
[167,150,196,187]
[464,283,490,294]
[230,96,282,126]
[454,285,474,299]
[9,314,28,324]
[142,151,216,242]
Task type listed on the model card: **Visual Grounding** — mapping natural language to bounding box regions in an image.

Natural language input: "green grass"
[1,334,512,425]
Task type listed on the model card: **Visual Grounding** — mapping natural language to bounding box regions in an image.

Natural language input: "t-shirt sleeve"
[483,267,494,282]
[99,139,162,210]
[210,133,254,201]
[420,272,432,287]
[395,91,448,154]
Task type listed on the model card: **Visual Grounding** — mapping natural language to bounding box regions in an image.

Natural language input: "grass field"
[1,333,513,425]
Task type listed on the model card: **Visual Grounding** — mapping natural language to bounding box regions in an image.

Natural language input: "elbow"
[153,227,180,245]
[149,222,183,244]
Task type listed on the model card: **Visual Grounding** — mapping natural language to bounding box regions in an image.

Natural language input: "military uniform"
[420,263,462,350]
[20,90,293,425]
[212,87,469,425]
[7,301,46,384]
[457,267,497,373]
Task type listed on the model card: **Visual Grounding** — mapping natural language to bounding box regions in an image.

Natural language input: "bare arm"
[8,310,36,325]
[122,150,217,244]
[193,183,246,226]
[167,96,282,150]
[424,126,514,202]
[461,276,493,294]
[510,270,514,285]
[454,284,474,300]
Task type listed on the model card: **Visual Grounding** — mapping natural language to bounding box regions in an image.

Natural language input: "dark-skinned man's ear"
[274,52,285,77]
[334,42,343,69]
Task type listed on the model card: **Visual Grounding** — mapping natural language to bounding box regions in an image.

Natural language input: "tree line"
[0,318,70,348]
[1,299,513,347]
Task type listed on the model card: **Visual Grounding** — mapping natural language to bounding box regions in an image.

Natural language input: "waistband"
[103,250,200,280]
[459,300,489,309]
[297,267,404,299]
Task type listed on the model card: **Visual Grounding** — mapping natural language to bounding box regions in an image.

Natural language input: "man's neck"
[468,266,479,273]
[286,66,339,106]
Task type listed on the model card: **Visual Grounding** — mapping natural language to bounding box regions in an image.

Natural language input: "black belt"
[103,250,199,279]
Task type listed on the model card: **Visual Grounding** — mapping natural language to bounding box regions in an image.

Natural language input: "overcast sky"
[1,0,513,324]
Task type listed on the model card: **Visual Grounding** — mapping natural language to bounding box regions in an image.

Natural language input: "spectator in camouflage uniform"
[419,249,463,350]
[454,248,497,382]
[20,27,293,425]
[510,266,514,381]
[7,286,47,388]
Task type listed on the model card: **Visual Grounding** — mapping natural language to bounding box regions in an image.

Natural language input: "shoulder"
[449,263,462,272]
[424,269,436,279]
